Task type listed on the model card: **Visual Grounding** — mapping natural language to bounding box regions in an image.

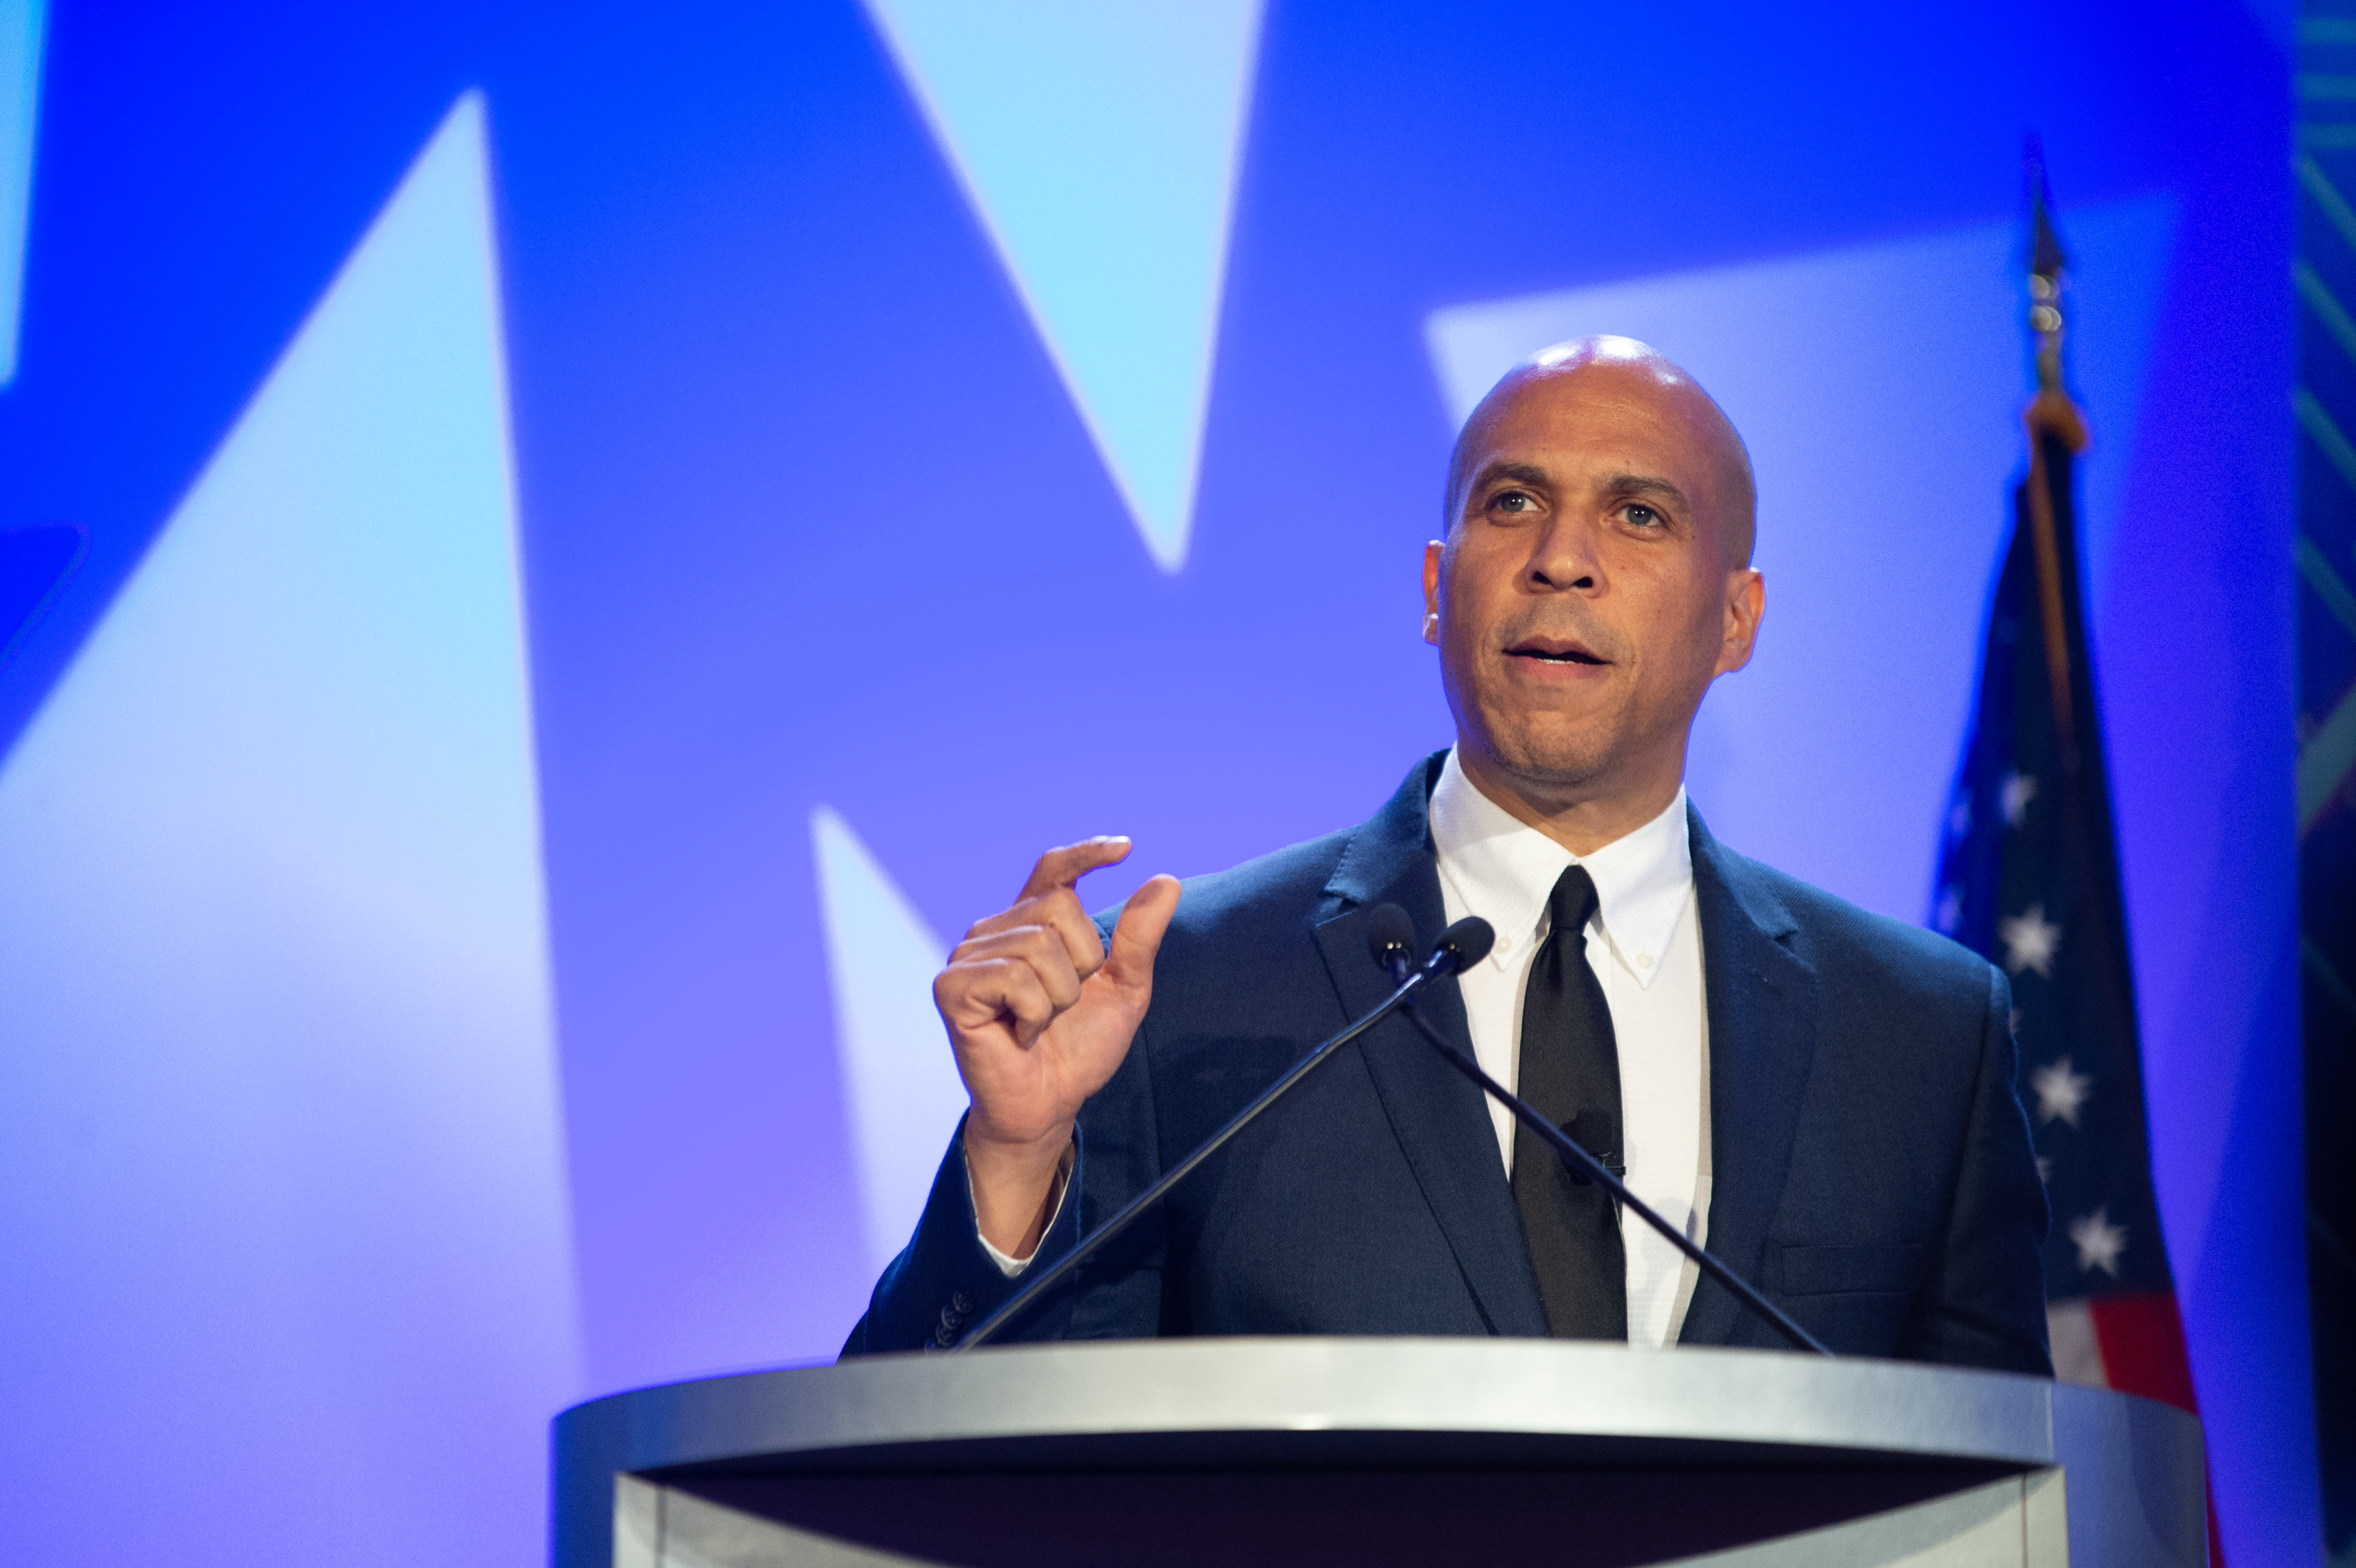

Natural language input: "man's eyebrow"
[1468,460,1554,493]
[1597,473,1691,510]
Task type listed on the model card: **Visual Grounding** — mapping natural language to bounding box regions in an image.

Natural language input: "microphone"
[1391,922,1832,1357]
[1369,904,1417,981]
[1430,915,1495,973]
[1374,909,1492,984]
[957,903,1453,1351]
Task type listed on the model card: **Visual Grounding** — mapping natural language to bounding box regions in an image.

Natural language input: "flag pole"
[2023,137,2087,771]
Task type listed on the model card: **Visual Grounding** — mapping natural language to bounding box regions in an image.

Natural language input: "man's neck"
[1453,743,1684,859]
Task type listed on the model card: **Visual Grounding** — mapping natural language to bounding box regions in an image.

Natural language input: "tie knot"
[1546,864,1600,942]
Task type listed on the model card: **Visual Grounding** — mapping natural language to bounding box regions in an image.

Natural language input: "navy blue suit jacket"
[843,755,2051,1372]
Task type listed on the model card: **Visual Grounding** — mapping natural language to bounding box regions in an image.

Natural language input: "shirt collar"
[1427,747,1693,989]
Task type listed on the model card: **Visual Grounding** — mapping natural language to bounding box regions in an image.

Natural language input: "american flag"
[1931,153,2217,1558]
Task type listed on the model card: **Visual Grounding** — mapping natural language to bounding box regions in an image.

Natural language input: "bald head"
[1421,332,1769,849]
[1447,337,1756,568]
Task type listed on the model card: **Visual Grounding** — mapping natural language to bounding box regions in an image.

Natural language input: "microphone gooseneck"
[956,906,1830,1358]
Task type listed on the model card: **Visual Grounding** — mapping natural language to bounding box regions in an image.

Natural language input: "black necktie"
[1510,865,1628,1340]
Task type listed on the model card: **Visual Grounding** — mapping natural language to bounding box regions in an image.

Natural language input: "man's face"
[1423,360,1763,804]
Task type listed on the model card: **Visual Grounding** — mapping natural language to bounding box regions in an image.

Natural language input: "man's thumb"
[1105,874,1181,983]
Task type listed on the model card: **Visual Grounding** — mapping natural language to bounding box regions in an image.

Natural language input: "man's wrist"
[972,1140,1076,1275]
[964,1117,1074,1256]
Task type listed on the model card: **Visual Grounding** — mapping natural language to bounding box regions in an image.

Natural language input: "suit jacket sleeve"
[837,1111,1086,1356]
[1899,963,2054,1373]
[841,986,1170,1356]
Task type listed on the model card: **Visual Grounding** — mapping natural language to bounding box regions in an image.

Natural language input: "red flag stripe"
[2088,1290,2199,1413]
[2088,1291,2221,1563]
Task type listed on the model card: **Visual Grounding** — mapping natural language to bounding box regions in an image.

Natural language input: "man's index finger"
[1018,836,1133,901]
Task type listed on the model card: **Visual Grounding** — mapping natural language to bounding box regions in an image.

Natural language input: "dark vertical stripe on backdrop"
[2296,5,2356,1562]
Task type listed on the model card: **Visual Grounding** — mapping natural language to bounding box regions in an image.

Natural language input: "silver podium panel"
[553,1339,2205,1567]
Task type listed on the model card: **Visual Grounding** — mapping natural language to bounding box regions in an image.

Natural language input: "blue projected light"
[0,95,577,1565]
[0,520,83,660]
[0,0,44,384]
[864,0,1264,571]
[813,804,964,1276]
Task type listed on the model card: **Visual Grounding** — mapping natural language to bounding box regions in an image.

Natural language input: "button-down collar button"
[1636,951,1654,970]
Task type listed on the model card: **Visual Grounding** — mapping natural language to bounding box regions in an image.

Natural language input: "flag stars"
[1999,902,2062,977]
[2068,1207,2128,1278]
[2001,769,2039,827]
[2030,1055,2093,1127]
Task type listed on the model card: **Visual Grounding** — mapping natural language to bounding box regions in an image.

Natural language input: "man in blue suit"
[843,338,2050,1371]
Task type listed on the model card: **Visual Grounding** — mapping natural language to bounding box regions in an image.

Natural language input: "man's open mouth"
[1506,638,1607,665]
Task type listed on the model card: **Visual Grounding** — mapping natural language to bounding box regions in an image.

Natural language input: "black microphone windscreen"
[1433,917,1496,973]
[1366,903,1417,968]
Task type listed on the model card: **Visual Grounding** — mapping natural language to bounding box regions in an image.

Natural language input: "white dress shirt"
[1429,748,1712,1348]
[984,751,1714,1350]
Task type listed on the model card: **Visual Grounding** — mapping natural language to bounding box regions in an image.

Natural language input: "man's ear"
[1423,542,1444,644]
[1715,568,1765,676]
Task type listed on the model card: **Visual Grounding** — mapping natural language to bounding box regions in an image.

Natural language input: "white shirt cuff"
[971,1140,1076,1277]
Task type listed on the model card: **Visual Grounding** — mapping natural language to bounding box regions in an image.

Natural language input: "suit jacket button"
[952,1290,975,1314]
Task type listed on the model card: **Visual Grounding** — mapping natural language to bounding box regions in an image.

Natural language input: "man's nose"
[1527,517,1601,592]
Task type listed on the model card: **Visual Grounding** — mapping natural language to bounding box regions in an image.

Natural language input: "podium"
[553,1339,2205,1567]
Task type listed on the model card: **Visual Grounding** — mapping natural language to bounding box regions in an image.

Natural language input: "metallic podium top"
[554,1338,2206,1566]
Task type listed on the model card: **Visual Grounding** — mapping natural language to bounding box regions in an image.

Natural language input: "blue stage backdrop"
[0,3,2317,1563]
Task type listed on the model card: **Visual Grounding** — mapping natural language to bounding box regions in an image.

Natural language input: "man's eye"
[1493,492,1535,513]
[1623,503,1661,528]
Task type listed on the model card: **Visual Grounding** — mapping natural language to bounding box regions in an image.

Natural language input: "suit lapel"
[1311,757,1548,1338]
[1678,804,1820,1346]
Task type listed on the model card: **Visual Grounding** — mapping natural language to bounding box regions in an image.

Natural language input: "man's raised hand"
[934,837,1179,1255]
